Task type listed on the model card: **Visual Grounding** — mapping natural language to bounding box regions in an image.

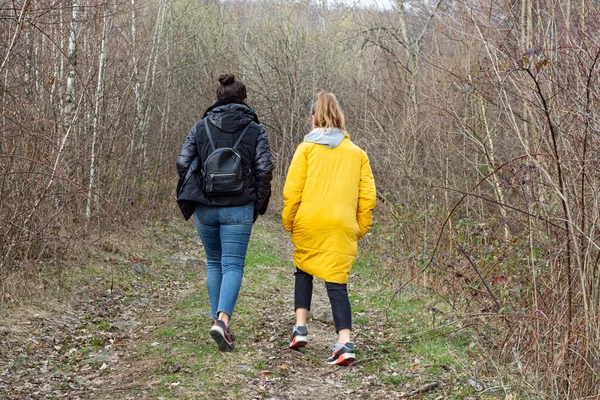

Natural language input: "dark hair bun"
[215,73,246,101]
[218,74,235,85]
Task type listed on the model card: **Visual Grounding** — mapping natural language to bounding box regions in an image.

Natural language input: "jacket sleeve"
[253,125,274,213]
[282,143,308,232]
[176,125,198,181]
[357,152,376,239]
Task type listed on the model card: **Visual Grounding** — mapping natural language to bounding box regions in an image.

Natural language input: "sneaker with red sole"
[327,342,356,366]
[209,320,234,351]
[289,325,308,350]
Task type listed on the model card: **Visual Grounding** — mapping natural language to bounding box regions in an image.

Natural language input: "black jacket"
[176,102,273,220]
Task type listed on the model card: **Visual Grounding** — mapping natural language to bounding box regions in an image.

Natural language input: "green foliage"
[90,337,104,349]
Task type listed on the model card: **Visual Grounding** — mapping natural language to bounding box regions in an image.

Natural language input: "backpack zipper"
[209,172,237,178]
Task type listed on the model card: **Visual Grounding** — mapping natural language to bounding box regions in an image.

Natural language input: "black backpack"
[202,119,254,196]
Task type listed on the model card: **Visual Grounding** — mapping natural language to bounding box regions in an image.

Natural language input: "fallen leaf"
[259,370,271,378]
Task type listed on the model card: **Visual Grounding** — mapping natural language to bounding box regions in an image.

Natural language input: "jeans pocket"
[194,205,208,222]
[222,204,253,224]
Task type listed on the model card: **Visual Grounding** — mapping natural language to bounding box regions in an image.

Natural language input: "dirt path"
[1,213,493,399]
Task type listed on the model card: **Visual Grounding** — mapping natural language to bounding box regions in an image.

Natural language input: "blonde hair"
[312,91,346,131]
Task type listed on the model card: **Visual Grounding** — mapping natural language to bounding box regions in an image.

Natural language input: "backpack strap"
[203,119,217,151]
[232,122,255,150]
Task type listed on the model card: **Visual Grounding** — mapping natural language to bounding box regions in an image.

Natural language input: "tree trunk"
[86,2,111,218]
[65,0,78,123]
[396,0,442,112]
[397,0,418,108]
[140,1,166,169]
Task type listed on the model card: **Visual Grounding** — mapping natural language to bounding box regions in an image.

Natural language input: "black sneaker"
[209,320,234,351]
[289,325,308,349]
[326,342,356,366]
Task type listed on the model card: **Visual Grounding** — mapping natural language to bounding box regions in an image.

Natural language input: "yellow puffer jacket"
[282,132,376,284]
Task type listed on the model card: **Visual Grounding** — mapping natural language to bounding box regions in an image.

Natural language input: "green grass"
[69,218,508,398]
[385,375,408,385]
[0,215,526,399]
[154,327,178,338]
[245,224,289,267]
[174,293,206,310]
[340,239,490,397]
[129,222,301,397]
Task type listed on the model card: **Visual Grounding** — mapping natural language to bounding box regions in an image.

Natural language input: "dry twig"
[398,381,440,397]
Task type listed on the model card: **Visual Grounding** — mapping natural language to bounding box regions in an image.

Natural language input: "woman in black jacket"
[176,74,273,351]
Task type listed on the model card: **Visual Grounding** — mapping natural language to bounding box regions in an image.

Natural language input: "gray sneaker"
[326,342,355,365]
[289,325,308,349]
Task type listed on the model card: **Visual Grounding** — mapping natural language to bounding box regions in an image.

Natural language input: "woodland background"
[0,0,599,397]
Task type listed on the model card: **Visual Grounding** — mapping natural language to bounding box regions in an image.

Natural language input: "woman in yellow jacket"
[282,91,376,365]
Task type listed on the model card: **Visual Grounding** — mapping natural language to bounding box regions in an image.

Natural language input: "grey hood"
[303,128,346,149]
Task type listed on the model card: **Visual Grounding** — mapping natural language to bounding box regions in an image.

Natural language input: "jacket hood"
[304,128,347,149]
[204,102,259,133]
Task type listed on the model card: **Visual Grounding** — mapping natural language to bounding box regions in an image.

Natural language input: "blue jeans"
[193,204,253,319]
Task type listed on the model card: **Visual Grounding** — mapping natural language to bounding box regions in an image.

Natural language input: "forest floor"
[0,211,514,399]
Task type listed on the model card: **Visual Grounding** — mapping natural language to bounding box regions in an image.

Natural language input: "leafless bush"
[1,0,599,395]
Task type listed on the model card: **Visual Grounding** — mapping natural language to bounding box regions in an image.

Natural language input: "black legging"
[294,267,352,333]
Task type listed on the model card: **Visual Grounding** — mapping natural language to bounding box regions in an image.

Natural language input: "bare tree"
[1,1,599,395]
[65,0,79,122]
[87,1,112,218]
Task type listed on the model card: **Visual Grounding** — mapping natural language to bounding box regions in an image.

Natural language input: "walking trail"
[0,211,501,399]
